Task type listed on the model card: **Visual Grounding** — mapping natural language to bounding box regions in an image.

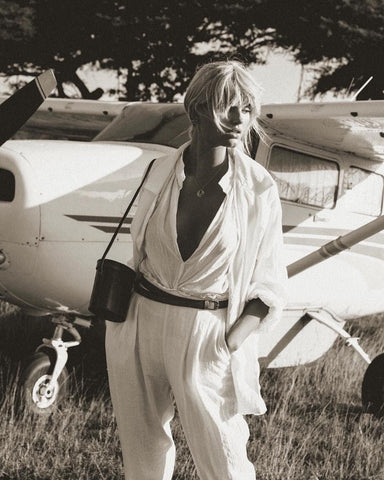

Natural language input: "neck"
[186,140,227,179]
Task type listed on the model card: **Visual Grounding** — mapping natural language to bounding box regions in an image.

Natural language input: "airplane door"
[266,145,341,264]
[266,145,384,316]
[337,164,384,257]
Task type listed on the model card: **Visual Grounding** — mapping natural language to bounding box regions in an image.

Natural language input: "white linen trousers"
[106,296,256,480]
[106,154,256,479]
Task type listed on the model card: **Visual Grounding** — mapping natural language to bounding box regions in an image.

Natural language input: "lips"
[225,130,241,138]
[224,128,242,135]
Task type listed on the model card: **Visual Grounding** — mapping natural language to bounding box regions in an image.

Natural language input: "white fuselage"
[1,99,384,369]
[0,136,384,320]
[0,140,171,314]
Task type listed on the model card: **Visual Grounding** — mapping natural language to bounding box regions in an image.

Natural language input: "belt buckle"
[204,299,219,310]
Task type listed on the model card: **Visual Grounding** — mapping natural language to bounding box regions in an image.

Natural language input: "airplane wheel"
[19,351,70,415]
[361,353,384,416]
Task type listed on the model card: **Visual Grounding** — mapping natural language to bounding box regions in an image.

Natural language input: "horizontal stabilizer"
[0,69,56,146]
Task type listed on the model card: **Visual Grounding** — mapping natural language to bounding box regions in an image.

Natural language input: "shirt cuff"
[248,289,285,334]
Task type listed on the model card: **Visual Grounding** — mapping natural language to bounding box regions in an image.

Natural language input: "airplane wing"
[6,97,127,142]
[260,100,384,162]
[6,95,384,158]
[0,70,57,146]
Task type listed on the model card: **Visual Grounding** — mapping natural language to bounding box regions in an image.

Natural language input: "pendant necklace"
[192,155,228,198]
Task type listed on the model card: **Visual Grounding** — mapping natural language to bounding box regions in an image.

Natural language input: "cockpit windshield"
[93,102,191,148]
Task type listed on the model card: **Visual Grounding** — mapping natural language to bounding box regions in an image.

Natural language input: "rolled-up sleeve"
[247,183,287,334]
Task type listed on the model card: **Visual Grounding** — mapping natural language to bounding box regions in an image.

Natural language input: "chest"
[176,177,227,261]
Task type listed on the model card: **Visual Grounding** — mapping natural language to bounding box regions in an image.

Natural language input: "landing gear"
[19,316,87,415]
[19,351,69,415]
[304,308,380,416]
[362,353,384,416]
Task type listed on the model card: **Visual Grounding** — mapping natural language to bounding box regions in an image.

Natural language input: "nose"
[227,106,245,126]
[227,107,240,125]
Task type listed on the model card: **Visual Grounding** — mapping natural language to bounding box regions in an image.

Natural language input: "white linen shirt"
[139,152,238,301]
[130,142,287,415]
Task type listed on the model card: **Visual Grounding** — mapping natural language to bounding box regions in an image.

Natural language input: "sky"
[250,50,304,104]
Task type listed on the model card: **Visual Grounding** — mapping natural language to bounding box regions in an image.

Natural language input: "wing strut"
[287,215,384,277]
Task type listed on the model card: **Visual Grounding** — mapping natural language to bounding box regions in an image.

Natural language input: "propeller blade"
[0,69,56,146]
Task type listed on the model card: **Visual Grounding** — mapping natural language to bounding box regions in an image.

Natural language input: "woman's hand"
[225,298,269,353]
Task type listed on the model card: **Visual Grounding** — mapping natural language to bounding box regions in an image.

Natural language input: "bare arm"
[225,298,269,353]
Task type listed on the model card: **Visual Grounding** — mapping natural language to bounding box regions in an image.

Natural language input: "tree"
[253,0,384,99]
[0,0,272,101]
[86,0,270,100]
[0,0,111,98]
[1,0,382,101]
[0,1,35,42]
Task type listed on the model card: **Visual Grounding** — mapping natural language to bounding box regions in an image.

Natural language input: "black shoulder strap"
[101,158,156,262]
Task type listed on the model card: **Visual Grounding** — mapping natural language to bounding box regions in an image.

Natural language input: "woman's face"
[195,104,253,149]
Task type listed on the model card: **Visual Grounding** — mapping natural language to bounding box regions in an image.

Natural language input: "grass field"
[0,300,383,479]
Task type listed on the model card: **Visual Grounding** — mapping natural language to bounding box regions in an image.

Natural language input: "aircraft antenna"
[345,77,355,98]
[351,76,373,100]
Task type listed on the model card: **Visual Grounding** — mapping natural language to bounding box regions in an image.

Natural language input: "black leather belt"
[135,276,228,310]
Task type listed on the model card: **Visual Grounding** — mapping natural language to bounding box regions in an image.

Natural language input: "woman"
[106,60,287,480]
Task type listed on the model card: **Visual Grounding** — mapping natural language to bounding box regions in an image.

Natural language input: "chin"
[224,138,241,148]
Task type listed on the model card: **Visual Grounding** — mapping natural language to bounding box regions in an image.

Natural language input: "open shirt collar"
[175,148,234,195]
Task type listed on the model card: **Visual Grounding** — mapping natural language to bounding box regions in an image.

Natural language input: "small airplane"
[0,71,383,415]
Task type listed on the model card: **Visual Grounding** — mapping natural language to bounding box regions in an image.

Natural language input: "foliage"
[0,0,35,43]
[0,0,108,97]
[0,0,270,100]
[257,0,384,98]
[0,0,382,100]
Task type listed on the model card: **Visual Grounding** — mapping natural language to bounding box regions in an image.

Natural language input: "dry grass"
[0,301,383,479]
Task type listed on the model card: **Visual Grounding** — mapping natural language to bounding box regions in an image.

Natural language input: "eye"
[242,104,252,114]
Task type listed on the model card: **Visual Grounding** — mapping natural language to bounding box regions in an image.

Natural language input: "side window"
[0,168,15,202]
[268,146,339,208]
[343,166,383,216]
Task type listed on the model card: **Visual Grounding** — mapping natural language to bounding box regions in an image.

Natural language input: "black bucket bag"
[88,159,156,322]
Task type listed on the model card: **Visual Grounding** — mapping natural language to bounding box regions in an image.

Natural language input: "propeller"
[0,69,56,146]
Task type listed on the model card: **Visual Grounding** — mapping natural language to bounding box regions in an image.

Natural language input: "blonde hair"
[184,60,263,154]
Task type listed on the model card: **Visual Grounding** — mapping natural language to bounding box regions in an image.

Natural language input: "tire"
[361,353,384,416]
[19,351,70,415]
